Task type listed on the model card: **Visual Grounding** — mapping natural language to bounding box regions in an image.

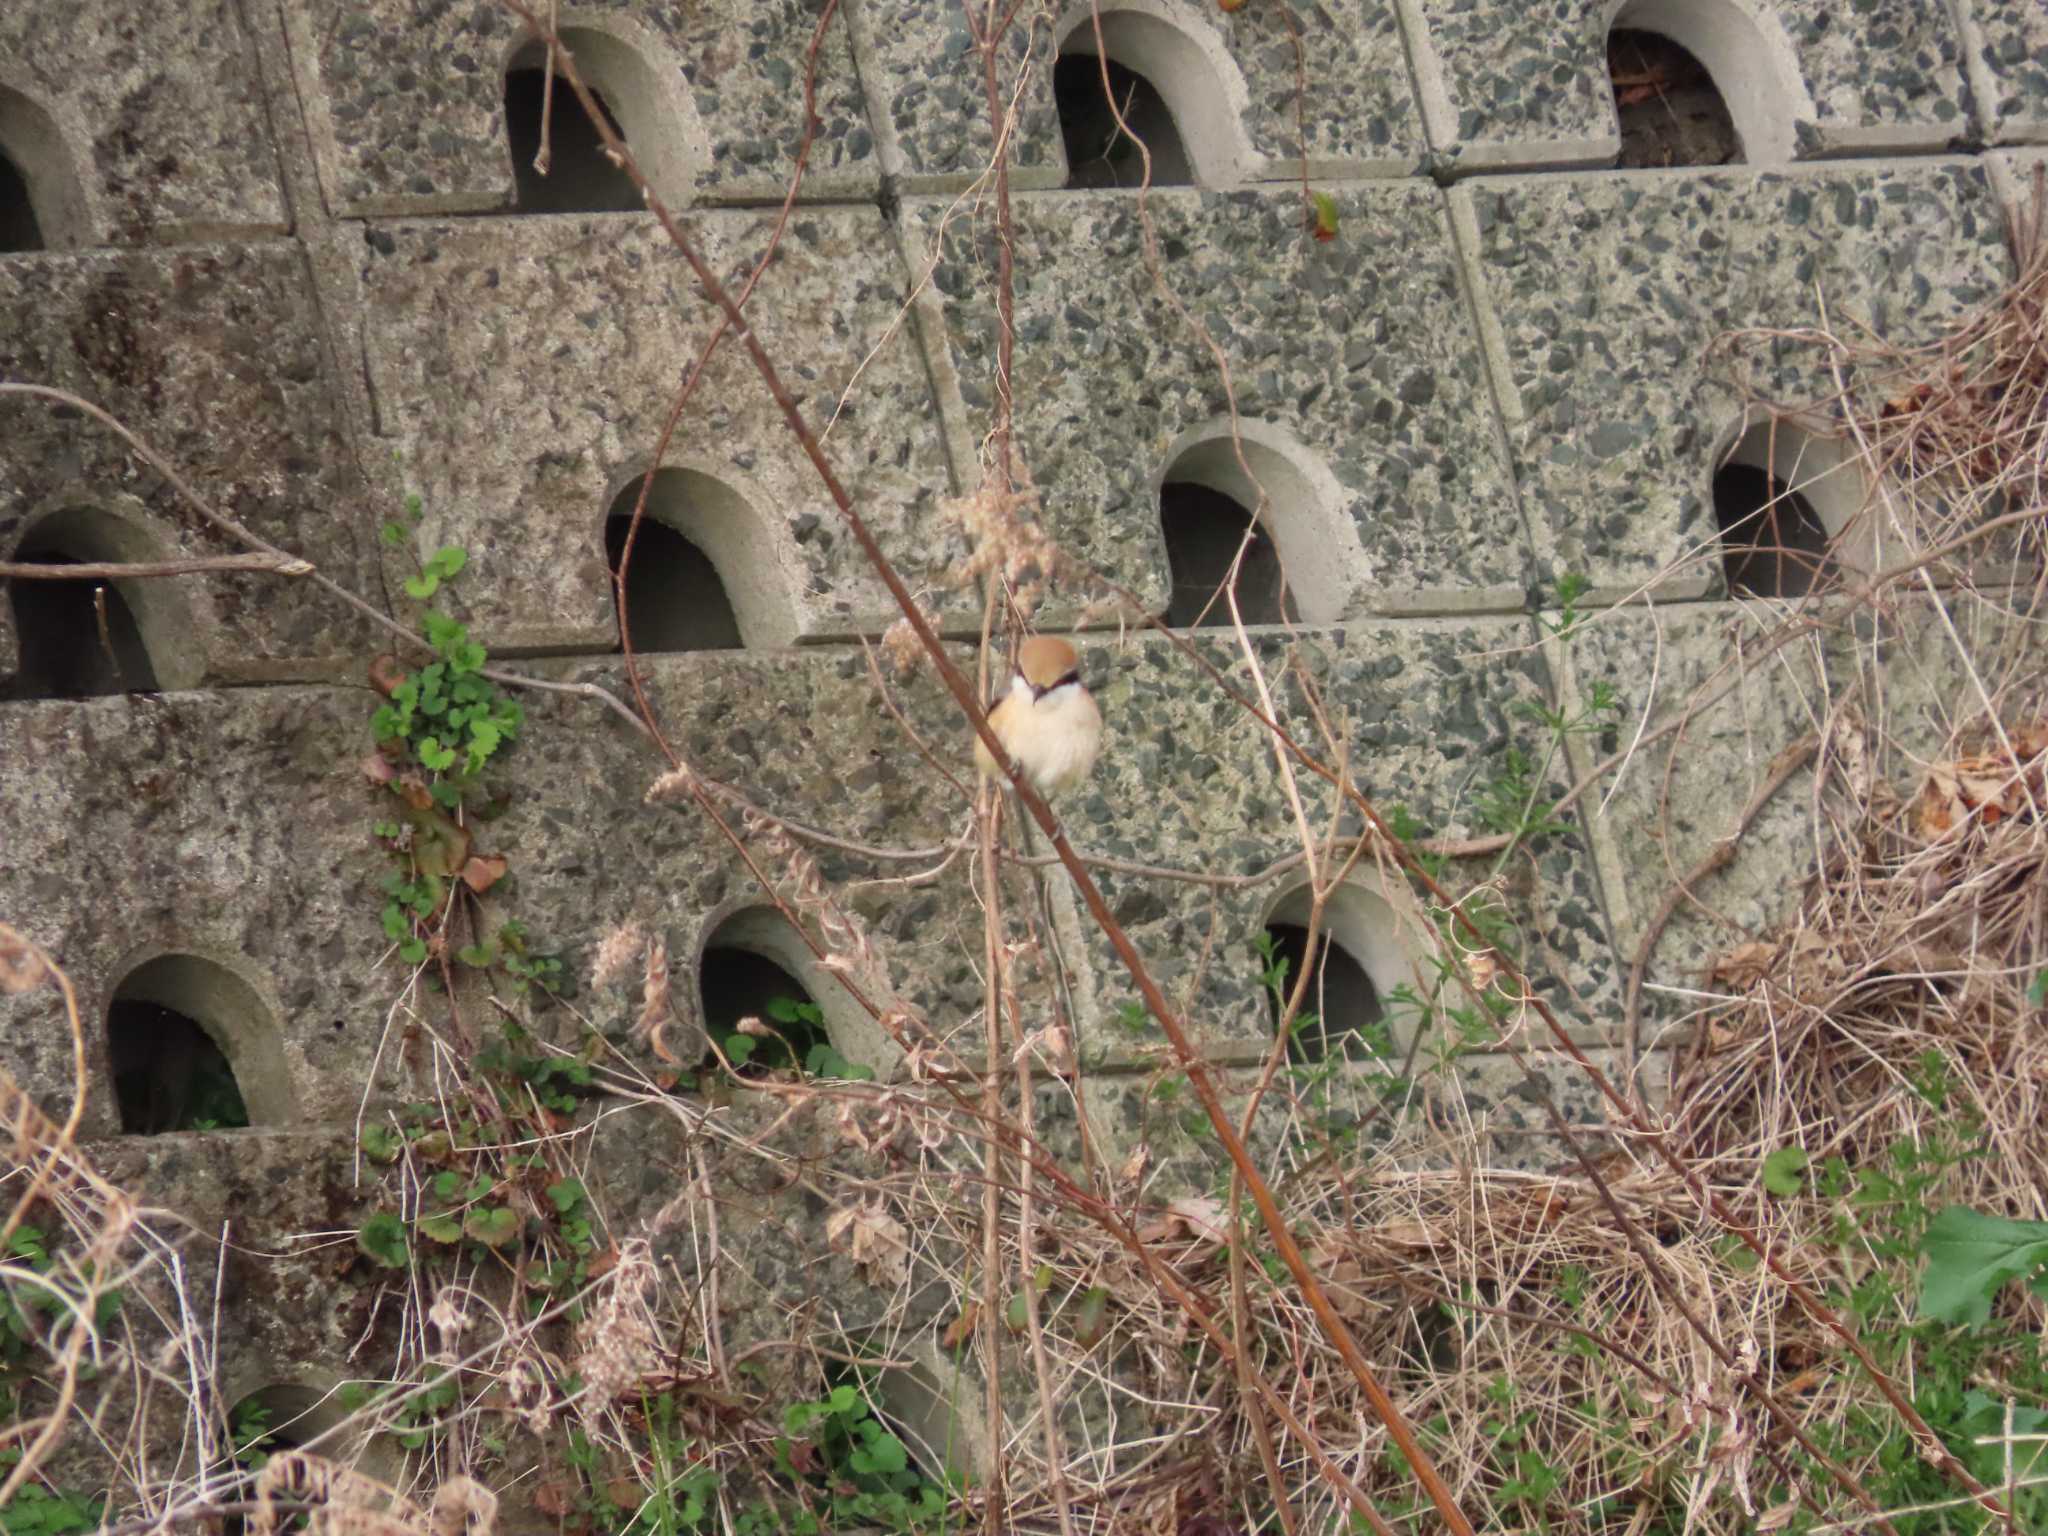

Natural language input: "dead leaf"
[361,753,397,785]
[459,853,508,893]
[940,1304,980,1353]
[826,1201,909,1287]
[368,653,408,696]
[1709,942,1779,990]
[1140,1196,1229,1248]
[532,1483,571,1519]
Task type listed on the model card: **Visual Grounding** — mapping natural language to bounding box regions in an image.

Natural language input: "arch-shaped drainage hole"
[1713,463,1831,598]
[1261,924,1384,1065]
[107,954,287,1133]
[1054,52,1192,189]
[1607,29,1739,168]
[1160,483,1292,628]
[5,549,157,699]
[605,506,744,654]
[504,51,640,213]
[0,149,41,252]
[227,1383,350,1465]
[108,999,248,1134]
[699,946,835,1078]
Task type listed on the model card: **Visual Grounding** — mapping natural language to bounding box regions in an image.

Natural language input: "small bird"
[975,634,1103,798]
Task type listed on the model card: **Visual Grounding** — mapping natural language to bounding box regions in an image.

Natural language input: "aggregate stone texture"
[848,0,1424,191]
[0,0,289,245]
[1550,591,2043,1040]
[282,0,875,215]
[0,243,382,683]
[1069,622,1623,1062]
[1959,0,2048,143]
[1457,160,2012,602]
[37,1127,482,1494]
[1407,0,1975,168]
[0,647,1036,1134]
[905,187,1530,618]
[350,210,950,651]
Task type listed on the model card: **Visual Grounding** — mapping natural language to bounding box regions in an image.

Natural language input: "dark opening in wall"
[1159,482,1292,628]
[1054,52,1192,189]
[700,945,829,1075]
[107,954,285,1133]
[109,999,249,1135]
[505,47,641,213]
[1713,463,1831,598]
[605,508,744,652]
[1263,923,1383,1063]
[5,550,158,699]
[1607,29,1740,167]
[227,1384,334,1461]
[0,150,43,252]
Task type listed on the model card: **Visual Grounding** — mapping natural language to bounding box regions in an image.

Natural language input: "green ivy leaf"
[380,521,407,547]
[403,571,440,601]
[546,1178,586,1216]
[1761,1146,1809,1198]
[464,1207,521,1247]
[725,1034,757,1066]
[1004,1292,1028,1333]
[455,943,496,968]
[1919,1206,2048,1326]
[417,737,457,773]
[357,1211,409,1268]
[398,936,428,965]
[418,1213,464,1244]
[427,546,468,580]
[1073,1285,1109,1346]
[360,1123,402,1165]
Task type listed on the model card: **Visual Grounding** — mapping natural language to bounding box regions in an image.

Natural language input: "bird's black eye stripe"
[1032,669,1081,698]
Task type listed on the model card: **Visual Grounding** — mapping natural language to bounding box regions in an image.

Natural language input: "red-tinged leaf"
[362,753,397,785]
[460,853,509,893]
[368,653,409,696]
[1309,191,1339,242]
[533,1483,571,1518]
[940,1304,980,1353]
[1217,0,1247,10]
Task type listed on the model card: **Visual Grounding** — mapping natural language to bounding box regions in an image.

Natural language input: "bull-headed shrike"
[974,634,1102,798]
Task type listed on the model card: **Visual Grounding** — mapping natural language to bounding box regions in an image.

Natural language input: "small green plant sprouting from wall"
[717,995,873,1082]
[367,486,536,986]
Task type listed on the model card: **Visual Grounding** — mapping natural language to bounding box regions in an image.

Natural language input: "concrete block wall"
[0,0,2037,1497]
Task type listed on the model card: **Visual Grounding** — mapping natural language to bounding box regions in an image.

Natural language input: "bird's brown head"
[1016,635,1081,694]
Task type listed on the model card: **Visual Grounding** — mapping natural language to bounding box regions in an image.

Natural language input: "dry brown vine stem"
[490,8,1468,1531]
[0,553,311,579]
